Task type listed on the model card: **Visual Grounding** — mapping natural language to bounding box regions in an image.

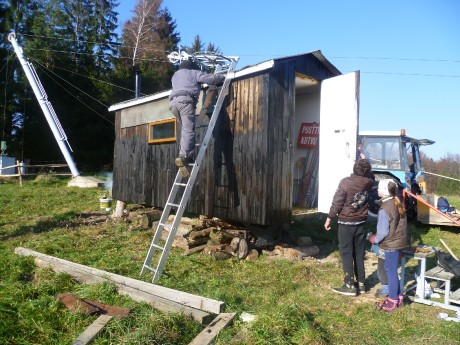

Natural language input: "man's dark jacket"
[327,174,374,223]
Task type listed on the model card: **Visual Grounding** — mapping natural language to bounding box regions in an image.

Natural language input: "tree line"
[0,0,217,171]
[421,152,460,196]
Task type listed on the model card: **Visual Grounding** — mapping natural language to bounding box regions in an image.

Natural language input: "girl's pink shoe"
[397,294,404,308]
[377,298,399,311]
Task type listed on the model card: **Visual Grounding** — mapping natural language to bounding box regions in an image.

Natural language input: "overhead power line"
[29,58,114,125]
[332,56,460,63]
[363,71,460,78]
[31,58,108,108]
[17,33,460,64]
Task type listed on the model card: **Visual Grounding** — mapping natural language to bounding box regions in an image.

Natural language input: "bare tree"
[121,0,164,67]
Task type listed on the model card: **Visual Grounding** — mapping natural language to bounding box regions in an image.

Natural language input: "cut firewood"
[187,227,213,240]
[140,210,162,229]
[209,228,234,244]
[183,244,207,256]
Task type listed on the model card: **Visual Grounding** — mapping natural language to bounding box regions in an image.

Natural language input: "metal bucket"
[100,198,112,211]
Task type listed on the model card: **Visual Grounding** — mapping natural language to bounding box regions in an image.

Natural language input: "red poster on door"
[297,122,319,148]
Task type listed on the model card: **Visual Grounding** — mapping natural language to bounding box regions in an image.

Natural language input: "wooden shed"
[108,51,360,225]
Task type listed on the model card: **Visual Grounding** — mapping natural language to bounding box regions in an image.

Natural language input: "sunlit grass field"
[1,176,459,344]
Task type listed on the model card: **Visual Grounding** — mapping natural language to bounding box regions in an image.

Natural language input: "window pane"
[148,119,176,143]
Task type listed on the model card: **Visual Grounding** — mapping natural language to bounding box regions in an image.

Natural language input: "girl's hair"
[388,181,406,218]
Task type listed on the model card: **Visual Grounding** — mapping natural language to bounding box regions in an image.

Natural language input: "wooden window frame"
[148,118,177,144]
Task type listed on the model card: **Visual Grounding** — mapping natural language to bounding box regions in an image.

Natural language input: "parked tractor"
[358,129,434,218]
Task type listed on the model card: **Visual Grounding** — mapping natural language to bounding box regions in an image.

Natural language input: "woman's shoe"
[378,298,399,312]
[397,294,404,308]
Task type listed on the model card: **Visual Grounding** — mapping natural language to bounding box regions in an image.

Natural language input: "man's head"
[353,159,372,177]
[179,60,195,70]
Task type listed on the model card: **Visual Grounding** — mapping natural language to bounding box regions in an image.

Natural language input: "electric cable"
[30,57,109,108]
[50,64,136,93]
[363,71,460,78]
[26,47,171,64]
[15,33,460,65]
[31,61,114,125]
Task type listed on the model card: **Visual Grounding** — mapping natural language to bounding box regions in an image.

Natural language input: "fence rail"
[0,161,71,186]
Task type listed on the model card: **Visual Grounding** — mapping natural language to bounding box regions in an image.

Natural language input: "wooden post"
[113,200,126,218]
[16,160,23,186]
[440,239,459,260]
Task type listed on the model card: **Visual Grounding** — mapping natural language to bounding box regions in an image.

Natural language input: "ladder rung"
[166,202,180,208]
[151,243,164,250]
[143,265,157,273]
[158,222,168,228]
[174,182,187,187]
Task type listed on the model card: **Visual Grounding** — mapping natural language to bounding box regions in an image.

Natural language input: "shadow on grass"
[291,211,337,259]
[1,211,110,240]
[304,311,332,344]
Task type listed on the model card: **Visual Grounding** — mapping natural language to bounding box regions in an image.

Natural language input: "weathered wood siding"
[112,112,178,206]
[112,53,340,225]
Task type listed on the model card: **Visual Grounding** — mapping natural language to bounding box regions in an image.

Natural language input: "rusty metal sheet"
[57,293,130,317]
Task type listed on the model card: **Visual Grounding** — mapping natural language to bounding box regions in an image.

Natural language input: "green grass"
[1,176,460,344]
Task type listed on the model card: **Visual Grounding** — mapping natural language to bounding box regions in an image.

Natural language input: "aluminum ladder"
[141,59,238,283]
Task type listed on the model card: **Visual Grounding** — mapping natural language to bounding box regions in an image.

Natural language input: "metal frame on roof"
[108,51,340,112]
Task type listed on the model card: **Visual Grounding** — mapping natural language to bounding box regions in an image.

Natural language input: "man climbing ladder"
[141,54,238,283]
[169,59,226,178]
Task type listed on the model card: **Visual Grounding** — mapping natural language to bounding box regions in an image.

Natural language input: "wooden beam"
[15,247,225,314]
[117,285,213,324]
[29,257,213,324]
[71,314,113,345]
[188,313,236,345]
[32,257,212,323]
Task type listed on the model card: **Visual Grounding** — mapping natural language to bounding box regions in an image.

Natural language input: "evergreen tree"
[187,34,204,53]
[3,0,119,168]
[0,0,46,161]
[157,7,179,53]
[205,42,222,54]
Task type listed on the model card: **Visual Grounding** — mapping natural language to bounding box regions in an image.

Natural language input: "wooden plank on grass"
[188,313,236,345]
[44,258,212,324]
[32,260,212,325]
[117,285,213,324]
[15,247,225,314]
[71,314,113,345]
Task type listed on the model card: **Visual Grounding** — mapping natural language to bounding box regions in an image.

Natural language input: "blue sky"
[117,0,459,160]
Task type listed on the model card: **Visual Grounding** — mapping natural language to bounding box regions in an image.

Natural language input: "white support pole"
[8,32,80,177]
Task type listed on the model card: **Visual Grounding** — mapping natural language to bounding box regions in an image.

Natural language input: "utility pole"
[8,32,80,177]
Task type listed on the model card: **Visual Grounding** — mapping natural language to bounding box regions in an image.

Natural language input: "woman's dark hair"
[353,159,372,177]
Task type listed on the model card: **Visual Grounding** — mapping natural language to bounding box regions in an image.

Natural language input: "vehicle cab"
[358,129,434,214]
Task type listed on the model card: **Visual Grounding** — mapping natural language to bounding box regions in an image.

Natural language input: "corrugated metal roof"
[108,51,340,112]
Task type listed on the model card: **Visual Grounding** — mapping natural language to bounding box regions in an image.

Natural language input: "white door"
[317,71,360,214]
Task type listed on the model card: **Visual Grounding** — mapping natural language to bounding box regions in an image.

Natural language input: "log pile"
[147,214,320,261]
